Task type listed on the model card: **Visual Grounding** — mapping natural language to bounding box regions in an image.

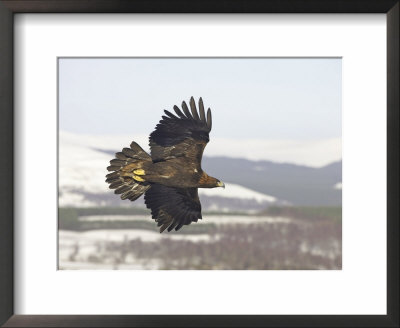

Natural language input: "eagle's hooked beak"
[217,181,225,189]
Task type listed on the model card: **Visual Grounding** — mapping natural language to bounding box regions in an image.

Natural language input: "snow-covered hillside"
[200,184,276,203]
[59,131,281,210]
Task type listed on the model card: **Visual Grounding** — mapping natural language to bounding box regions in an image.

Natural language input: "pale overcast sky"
[59,58,341,140]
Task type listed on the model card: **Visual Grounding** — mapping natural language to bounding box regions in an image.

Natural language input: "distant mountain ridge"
[202,156,341,206]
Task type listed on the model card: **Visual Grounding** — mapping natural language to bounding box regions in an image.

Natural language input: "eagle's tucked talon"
[133,175,145,182]
[133,169,145,175]
[106,97,224,233]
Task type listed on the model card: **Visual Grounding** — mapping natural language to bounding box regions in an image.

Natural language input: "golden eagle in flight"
[106,97,224,233]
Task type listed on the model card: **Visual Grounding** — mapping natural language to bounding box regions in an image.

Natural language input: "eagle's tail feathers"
[106,141,152,202]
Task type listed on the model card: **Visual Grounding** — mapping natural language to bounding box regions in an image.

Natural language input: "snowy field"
[59,215,293,270]
[59,229,216,270]
[58,214,342,270]
[78,214,292,224]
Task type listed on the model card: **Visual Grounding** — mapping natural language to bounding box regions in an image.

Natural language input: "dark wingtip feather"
[206,108,212,130]
[190,97,200,120]
[175,222,184,231]
[199,97,206,122]
[181,101,192,119]
[173,105,186,118]
[159,223,169,233]
[164,110,177,119]
[167,220,178,232]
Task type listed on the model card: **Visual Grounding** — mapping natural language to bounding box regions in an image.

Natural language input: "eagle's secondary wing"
[144,184,202,232]
[149,97,212,162]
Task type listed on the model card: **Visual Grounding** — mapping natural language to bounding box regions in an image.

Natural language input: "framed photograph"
[57,57,343,270]
[0,1,398,327]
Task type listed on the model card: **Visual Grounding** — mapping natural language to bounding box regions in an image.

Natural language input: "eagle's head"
[198,173,225,189]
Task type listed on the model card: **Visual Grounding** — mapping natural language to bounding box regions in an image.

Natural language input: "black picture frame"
[0,1,398,327]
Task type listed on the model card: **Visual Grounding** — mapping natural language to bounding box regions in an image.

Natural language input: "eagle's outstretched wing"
[149,97,212,163]
[144,184,202,233]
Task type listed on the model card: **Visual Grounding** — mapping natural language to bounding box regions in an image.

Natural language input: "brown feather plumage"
[106,97,223,232]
